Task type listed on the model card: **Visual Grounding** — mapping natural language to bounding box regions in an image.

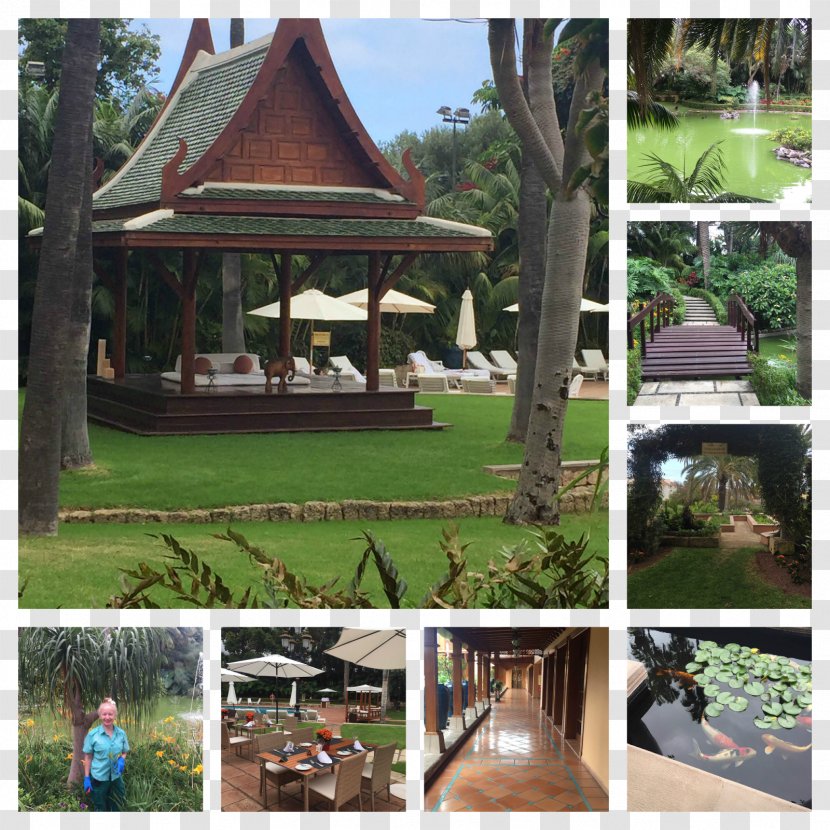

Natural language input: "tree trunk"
[718,473,727,512]
[795,249,811,398]
[697,222,711,289]
[60,114,94,470]
[342,661,350,723]
[380,669,389,723]
[67,675,98,787]
[505,189,593,524]
[222,18,246,354]
[19,20,100,536]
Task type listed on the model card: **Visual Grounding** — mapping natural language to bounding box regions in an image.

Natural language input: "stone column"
[465,647,478,721]
[449,635,465,731]
[423,628,445,754]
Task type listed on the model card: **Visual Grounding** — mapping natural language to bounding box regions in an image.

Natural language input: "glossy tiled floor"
[425,689,608,812]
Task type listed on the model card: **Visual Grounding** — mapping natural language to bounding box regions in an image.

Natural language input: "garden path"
[719,519,765,549]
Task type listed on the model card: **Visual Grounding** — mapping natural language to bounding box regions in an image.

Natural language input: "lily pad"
[724,643,741,652]
[686,662,703,673]
[754,716,772,729]
[716,692,734,705]
[704,683,721,697]
[778,714,797,729]
[728,697,749,712]
[728,678,744,689]
[797,692,812,706]
[716,671,733,683]
[783,702,802,716]
[782,689,795,702]
[704,666,719,678]
[695,650,711,663]
[763,702,783,717]
[705,702,724,718]
[700,641,718,650]
[777,656,790,665]
[694,673,709,684]
[745,682,764,696]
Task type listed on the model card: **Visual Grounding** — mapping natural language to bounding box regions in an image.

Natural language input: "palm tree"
[627,19,677,116]
[696,221,711,288]
[19,628,166,787]
[682,455,758,512]
[627,221,695,271]
[627,141,760,203]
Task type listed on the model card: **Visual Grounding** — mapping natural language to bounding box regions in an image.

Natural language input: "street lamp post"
[437,105,471,188]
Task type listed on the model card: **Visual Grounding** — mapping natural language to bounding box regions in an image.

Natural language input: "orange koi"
[655,668,697,684]
[761,735,812,756]
[701,715,740,751]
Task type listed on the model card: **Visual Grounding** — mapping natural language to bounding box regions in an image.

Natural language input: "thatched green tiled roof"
[178,186,414,205]
[92,42,270,212]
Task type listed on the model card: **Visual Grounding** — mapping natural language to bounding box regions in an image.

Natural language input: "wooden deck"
[87,375,442,435]
[640,325,753,380]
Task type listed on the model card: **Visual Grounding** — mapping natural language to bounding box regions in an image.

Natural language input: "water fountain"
[732,80,768,136]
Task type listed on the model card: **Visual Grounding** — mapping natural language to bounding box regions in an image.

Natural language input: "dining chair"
[221,721,253,760]
[259,732,302,807]
[361,741,397,810]
[307,751,367,811]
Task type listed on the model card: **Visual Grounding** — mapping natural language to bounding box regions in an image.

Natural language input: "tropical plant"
[682,455,758,512]
[18,627,167,787]
[628,142,760,203]
[627,221,695,271]
[769,126,811,153]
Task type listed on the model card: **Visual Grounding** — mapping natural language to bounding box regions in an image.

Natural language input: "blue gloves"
[84,776,92,793]
[115,757,126,775]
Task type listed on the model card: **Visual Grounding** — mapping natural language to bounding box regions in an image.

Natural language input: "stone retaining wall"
[60,461,607,525]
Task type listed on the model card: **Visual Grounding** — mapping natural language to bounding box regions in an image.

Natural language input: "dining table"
[256,736,374,811]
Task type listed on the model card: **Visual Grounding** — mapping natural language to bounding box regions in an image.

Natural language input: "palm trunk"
[795,249,811,398]
[67,677,98,787]
[505,188,592,524]
[380,670,389,723]
[697,222,711,289]
[718,473,727,512]
[19,20,100,535]
[60,114,94,470]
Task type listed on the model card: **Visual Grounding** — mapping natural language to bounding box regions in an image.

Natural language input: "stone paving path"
[633,378,760,407]
[719,519,765,549]
[425,689,607,813]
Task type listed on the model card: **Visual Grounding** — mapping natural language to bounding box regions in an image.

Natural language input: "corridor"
[425,689,608,812]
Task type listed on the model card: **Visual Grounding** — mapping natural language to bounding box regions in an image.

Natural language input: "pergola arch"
[628,424,811,551]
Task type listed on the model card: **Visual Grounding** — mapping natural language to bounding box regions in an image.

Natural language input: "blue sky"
[132,18,500,144]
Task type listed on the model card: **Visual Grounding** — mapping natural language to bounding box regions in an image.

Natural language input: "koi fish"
[655,668,697,684]
[796,714,812,728]
[692,739,756,767]
[761,735,812,756]
[701,715,740,751]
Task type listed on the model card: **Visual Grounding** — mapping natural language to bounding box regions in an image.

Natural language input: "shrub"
[627,258,685,323]
[684,287,727,324]
[627,349,642,405]
[706,260,796,330]
[330,326,417,372]
[748,353,810,406]
[654,47,732,102]
[769,127,811,152]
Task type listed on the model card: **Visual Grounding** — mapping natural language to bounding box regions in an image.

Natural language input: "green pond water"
[628,110,811,203]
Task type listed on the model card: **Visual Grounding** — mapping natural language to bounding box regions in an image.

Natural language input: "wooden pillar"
[465,647,477,720]
[449,635,465,730]
[112,248,128,378]
[478,653,486,705]
[553,648,566,727]
[180,249,199,394]
[545,655,555,717]
[279,252,292,357]
[423,628,445,754]
[541,656,549,711]
[366,252,381,392]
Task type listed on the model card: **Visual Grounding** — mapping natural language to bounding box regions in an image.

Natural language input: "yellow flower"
[24,719,34,728]
[52,735,59,743]
[168,759,177,767]
[179,765,187,772]
[163,716,175,724]
[183,753,190,761]
[155,750,164,758]
[163,736,175,744]
[25,755,33,765]
[192,764,203,775]
[66,753,73,760]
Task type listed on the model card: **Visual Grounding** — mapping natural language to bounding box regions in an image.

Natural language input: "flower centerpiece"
[315,727,333,751]
[245,711,255,728]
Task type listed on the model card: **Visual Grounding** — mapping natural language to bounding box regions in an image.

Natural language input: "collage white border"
[6,0,828,827]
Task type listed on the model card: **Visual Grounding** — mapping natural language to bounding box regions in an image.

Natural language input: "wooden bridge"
[628,293,758,381]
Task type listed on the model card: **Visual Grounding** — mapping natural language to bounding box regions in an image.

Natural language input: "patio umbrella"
[317,688,338,694]
[337,288,436,314]
[456,288,477,367]
[228,653,324,716]
[221,667,253,707]
[289,681,298,714]
[503,298,609,313]
[248,288,368,363]
[325,628,406,669]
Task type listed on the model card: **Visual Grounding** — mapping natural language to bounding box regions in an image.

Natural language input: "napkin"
[283,742,294,753]
[353,740,364,751]
[316,750,333,765]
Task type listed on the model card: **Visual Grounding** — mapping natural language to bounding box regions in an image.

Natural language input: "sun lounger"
[465,351,513,380]
[507,375,516,394]
[461,377,496,394]
[417,374,451,393]
[581,350,608,381]
[569,374,584,398]
[490,350,518,372]
[406,350,488,389]
[329,355,366,383]
[573,357,596,380]
[378,369,398,388]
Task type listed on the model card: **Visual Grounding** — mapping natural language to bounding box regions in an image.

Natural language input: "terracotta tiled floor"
[425,690,608,812]
[222,746,405,812]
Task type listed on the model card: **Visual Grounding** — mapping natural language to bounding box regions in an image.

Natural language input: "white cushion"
[229,736,251,745]
[264,762,287,775]
[361,762,374,779]
[307,772,337,799]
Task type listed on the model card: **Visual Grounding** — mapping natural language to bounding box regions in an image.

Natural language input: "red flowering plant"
[245,711,255,722]
[315,728,333,743]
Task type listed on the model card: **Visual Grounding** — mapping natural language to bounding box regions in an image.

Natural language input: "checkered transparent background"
[5,0,827,828]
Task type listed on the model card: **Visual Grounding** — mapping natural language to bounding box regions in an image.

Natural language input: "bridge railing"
[727,294,760,353]
[627,292,674,355]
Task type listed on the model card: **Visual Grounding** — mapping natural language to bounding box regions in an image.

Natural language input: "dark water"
[628,628,811,808]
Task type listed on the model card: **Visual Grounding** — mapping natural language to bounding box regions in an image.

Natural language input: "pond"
[628,628,811,808]
[628,110,811,203]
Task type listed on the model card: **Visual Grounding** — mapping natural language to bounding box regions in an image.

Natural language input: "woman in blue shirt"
[82,698,130,811]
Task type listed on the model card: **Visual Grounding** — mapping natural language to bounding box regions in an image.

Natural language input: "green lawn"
[19,513,608,609]
[628,547,810,609]
[344,723,406,773]
[47,394,607,510]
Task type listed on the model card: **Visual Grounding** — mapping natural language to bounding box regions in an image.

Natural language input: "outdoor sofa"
[161,353,311,387]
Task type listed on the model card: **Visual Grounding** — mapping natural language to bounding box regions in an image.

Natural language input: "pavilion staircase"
[628,293,758,381]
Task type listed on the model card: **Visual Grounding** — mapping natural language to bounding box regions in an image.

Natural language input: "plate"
[299,742,313,747]
[295,763,312,771]
[337,750,351,756]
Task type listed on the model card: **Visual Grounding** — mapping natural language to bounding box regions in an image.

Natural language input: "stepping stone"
[740,393,761,406]
[631,395,675,407]
[678,392,743,406]
[657,381,716,393]
[716,380,754,392]
[638,382,659,394]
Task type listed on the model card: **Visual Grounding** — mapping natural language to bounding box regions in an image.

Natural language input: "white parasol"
[456,289,477,367]
[325,628,406,670]
[337,288,436,315]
